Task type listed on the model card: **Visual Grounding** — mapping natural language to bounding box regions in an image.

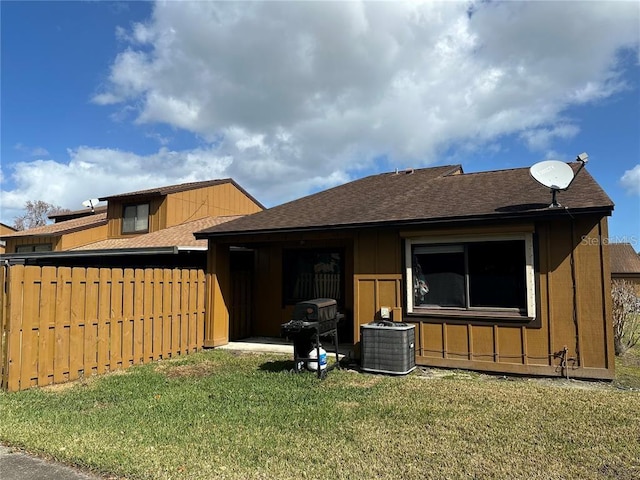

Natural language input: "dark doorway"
[229,250,254,340]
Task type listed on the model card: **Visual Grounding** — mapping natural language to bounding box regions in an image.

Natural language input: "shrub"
[611,279,640,356]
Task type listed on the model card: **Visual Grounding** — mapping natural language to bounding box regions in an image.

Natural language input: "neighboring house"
[1,179,264,266]
[609,242,640,295]
[196,163,616,380]
[0,223,17,254]
[1,212,108,254]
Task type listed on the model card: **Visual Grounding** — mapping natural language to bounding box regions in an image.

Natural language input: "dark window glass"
[283,249,342,305]
[468,241,526,309]
[411,240,527,312]
[413,250,465,307]
[16,244,53,253]
[122,204,149,233]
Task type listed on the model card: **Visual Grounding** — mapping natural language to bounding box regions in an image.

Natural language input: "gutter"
[0,246,179,265]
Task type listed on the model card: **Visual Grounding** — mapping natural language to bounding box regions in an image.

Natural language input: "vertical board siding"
[352,218,613,379]
[0,265,206,392]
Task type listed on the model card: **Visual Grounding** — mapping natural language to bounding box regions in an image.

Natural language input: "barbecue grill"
[281,298,343,378]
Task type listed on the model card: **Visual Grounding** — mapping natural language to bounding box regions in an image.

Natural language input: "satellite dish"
[529,160,575,208]
[530,160,575,190]
[81,198,100,213]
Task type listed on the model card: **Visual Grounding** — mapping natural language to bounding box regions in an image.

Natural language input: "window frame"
[405,233,536,319]
[122,203,150,234]
[16,243,53,253]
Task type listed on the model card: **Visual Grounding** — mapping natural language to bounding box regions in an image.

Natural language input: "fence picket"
[97,269,111,374]
[152,269,163,360]
[38,267,56,386]
[132,269,143,365]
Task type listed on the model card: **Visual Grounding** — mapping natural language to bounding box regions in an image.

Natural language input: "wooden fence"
[0,265,206,392]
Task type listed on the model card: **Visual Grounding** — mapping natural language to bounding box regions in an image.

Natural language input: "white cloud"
[0,147,233,224]
[14,143,50,157]
[5,1,639,224]
[520,124,581,152]
[87,1,638,177]
[621,165,640,196]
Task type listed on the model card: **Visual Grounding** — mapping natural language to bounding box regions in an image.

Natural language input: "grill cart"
[280,298,343,379]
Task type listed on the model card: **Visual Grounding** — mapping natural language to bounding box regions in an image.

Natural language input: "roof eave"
[195,205,614,241]
[1,246,180,264]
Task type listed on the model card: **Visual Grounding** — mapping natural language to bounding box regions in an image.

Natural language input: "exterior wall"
[0,224,16,254]
[204,243,231,347]
[351,216,614,380]
[106,184,262,239]
[58,223,109,250]
[204,214,614,379]
[165,183,263,228]
[4,235,61,253]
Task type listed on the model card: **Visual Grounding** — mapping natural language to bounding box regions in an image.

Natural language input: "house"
[0,178,265,391]
[1,211,108,255]
[0,223,17,254]
[196,163,616,380]
[609,242,640,295]
[1,179,264,267]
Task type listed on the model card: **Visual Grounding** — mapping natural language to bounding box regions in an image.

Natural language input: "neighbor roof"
[73,215,242,251]
[0,213,107,238]
[610,243,640,274]
[99,178,265,208]
[196,163,613,238]
[48,205,107,222]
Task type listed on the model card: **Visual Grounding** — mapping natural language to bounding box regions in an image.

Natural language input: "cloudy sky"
[1,1,639,246]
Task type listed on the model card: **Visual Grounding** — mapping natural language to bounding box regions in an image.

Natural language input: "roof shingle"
[610,243,640,274]
[73,215,242,251]
[0,213,107,238]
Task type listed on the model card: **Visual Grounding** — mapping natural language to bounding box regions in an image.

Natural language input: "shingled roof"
[0,212,107,238]
[48,205,108,222]
[195,163,613,238]
[610,243,640,274]
[73,215,242,251]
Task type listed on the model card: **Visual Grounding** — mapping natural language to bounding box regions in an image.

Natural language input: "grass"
[0,350,639,480]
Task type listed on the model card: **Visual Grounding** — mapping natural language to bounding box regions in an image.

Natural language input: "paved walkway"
[0,446,102,480]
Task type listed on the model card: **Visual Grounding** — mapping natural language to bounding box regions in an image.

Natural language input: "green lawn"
[0,349,638,480]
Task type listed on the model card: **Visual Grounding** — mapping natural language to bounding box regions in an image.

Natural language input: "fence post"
[0,263,7,391]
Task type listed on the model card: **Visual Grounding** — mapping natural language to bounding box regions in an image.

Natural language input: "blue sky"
[1,1,639,248]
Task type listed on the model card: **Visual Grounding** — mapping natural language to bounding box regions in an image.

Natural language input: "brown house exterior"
[196,163,616,380]
[0,223,17,254]
[1,179,264,265]
[610,242,640,295]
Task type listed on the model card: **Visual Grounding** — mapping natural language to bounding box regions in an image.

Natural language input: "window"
[283,249,343,305]
[16,243,53,253]
[405,234,535,318]
[122,203,149,233]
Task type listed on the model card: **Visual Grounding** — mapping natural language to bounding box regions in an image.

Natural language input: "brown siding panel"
[364,219,612,379]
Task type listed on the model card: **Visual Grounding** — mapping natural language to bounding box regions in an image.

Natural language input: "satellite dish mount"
[529,153,588,208]
[82,198,100,214]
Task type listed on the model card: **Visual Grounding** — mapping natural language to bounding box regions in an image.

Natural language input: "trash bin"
[360,321,415,375]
